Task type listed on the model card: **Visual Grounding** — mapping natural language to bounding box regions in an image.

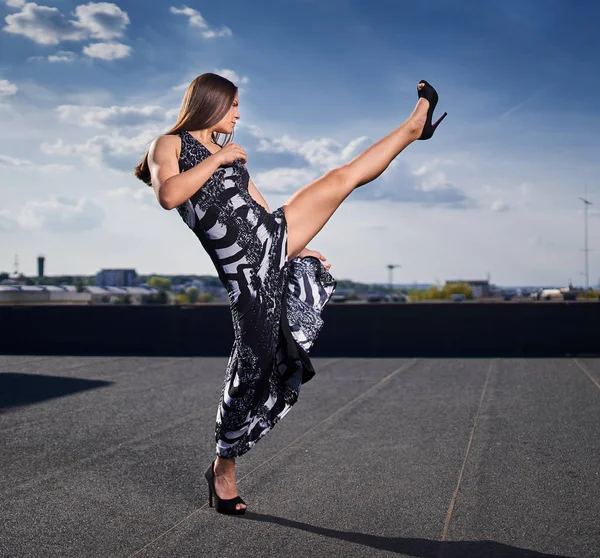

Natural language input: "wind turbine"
[579,189,593,290]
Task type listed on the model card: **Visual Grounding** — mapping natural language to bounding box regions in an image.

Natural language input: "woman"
[134,73,446,515]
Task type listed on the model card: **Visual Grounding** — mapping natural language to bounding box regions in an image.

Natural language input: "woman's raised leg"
[283,97,430,261]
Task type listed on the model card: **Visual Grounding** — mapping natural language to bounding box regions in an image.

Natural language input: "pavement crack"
[439,358,495,553]
[573,358,600,390]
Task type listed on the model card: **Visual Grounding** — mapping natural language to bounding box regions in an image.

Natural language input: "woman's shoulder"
[150,133,183,160]
[153,133,182,148]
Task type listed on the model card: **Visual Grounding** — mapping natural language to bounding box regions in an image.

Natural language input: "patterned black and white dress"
[176,130,336,459]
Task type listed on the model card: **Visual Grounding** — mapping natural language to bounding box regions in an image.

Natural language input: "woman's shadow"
[242,512,574,558]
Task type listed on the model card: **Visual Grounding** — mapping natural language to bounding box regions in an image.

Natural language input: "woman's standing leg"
[283,97,430,261]
[212,456,245,511]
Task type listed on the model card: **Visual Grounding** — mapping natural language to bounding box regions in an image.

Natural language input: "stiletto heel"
[204,459,247,515]
[417,80,447,140]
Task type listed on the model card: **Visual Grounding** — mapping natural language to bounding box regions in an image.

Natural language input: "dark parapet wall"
[0,303,599,357]
[318,302,600,357]
[0,305,234,357]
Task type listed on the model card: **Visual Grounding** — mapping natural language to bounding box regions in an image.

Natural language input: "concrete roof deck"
[1,355,598,558]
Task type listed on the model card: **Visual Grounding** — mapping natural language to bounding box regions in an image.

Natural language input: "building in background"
[96,269,137,287]
[0,285,91,305]
[37,255,45,278]
[85,286,159,304]
[445,279,491,298]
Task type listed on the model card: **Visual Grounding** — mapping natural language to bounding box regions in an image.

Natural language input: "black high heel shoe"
[417,80,447,140]
[204,460,247,515]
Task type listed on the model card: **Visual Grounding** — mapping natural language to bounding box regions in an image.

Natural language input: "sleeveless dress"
[175,130,336,459]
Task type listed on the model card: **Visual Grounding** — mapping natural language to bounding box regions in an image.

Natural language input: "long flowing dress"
[175,130,336,459]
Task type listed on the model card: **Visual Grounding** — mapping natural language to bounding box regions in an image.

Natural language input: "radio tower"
[13,253,19,277]
[387,264,401,291]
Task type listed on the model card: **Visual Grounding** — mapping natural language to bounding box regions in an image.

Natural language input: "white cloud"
[29,50,77,63]
[3,3,87,45]
[257,134,296,153]
[5,0,26,8]
[107,186,157,206]
[41,127,162,171]
[0,154,73,172]
[253,167,319,194]
[201,27,232,39]
[215,69,249,86]
[0,79,18,97]
[237,122,264,138]
[172,81,190,92]
[258,134,371,171]
[407,163,474,208]
[350,159,474,207]
[40,139,81,157]
[0,154,36,167]
[415,169,451,192]
[74,2,129,40]
[2,1,130,52]
[57,104,171,128]
[412,158,457,177]
[300,137,364,169]
[169,5,232,38]
[48,50,76,62]
[82,41,131,60]
[169,6,206,27]
[18,196,106,232]
[491,200,510,212]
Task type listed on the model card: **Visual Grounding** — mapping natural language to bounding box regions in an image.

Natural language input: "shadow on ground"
[0,372,113,411]
[242,513,573,558]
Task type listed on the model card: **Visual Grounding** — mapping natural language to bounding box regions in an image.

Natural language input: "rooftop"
[1,355,598,557]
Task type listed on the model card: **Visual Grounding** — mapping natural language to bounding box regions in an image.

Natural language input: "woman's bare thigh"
[282,166,354,261]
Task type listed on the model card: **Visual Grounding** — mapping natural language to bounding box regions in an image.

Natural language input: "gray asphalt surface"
[0,355,598,558]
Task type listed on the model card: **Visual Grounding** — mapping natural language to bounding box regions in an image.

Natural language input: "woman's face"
[213,92,239,135]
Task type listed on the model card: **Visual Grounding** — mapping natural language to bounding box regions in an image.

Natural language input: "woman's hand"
[216,143,247,165]
[298,248,331,271]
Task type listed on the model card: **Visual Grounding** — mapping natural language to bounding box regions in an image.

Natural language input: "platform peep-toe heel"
[204,460,247,515]
[417,80,447,140]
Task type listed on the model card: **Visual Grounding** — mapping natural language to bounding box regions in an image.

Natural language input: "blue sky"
[0,0,599,286]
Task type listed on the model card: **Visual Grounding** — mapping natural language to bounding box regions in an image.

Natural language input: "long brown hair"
[134,73,238,185]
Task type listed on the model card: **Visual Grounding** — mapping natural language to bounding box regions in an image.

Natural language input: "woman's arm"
[148,135,223,210]
[248,177,271,213]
